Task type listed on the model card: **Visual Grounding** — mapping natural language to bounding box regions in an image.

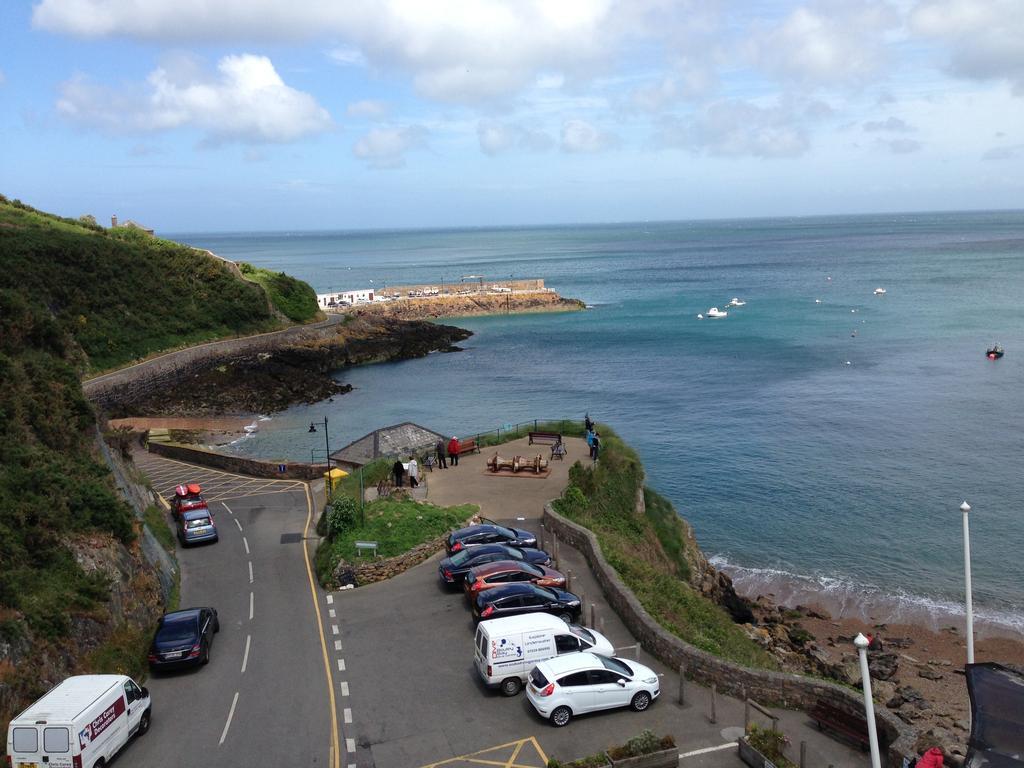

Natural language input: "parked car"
[438,544,551,587]
[147,608,219,670]
[7,675,150,768]
[526,652,660,727]
[473,582,581,623]
[170,483,207,520]
[464,560,565,602]
[446,522,538,554]
[177,508,219,546]
[474,614,615,695]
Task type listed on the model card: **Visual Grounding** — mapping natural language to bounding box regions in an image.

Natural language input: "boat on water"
[874,288,886,295]
[987,344,1004,360]
[706,307,728,318]
[727,297,746,307]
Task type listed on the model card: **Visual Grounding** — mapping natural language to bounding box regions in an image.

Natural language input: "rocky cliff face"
[355,290,584,321]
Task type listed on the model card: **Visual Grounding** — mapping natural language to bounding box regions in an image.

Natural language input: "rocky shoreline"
[116,313,472,417]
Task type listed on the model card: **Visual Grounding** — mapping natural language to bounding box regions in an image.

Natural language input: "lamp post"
[309,417,332,499]
[854,633,882,768]
[961,500,975,664]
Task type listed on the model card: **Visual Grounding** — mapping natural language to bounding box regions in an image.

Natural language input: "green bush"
[237,262,320,323]
[607,730,675,759]
[326,496,359,538]
[745,724,796,768]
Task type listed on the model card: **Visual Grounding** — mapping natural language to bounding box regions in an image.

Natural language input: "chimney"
[111,215,118,228]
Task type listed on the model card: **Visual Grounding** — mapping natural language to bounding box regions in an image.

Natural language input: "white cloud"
[983,144,1024,160]
[56,53,333,144]
[651,98,832,158]
[876,137,922,153]
[863,116,913,132]
[346,100,389,119]
[910,0,1024,94]
[353,126,428,168]
[560,119,618,153]
[327,46,366,67]
[477,120,553,155]
[747,1,899,88]
[33,0,627,103]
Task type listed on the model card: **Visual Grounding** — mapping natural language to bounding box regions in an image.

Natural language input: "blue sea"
[170,211,1024,634]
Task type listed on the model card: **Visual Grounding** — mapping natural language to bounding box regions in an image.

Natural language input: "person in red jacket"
[448,436,460,466]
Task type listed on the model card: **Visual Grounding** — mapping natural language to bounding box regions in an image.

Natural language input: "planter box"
[608,747,678,768]
[738,738,780,768]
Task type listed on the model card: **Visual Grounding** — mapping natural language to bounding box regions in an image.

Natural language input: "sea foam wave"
[709,555,1024,637]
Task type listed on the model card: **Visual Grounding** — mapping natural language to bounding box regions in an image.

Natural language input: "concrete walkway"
[408,434,868,767]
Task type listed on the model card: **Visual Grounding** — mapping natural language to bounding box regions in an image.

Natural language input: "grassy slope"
[0,197,283,372]
[548,427,775,669]
[238,262,320,323]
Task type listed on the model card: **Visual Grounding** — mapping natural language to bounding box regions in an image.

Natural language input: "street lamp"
[961,500,975,664]
[309,417,333,498]
[854,633,882,768]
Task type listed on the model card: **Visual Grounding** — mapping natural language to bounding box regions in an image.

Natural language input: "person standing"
[586,427,595,458]
[408,455,419,488]
[392,459,405,488]
[592,432,601,461]
[584,413,593,433]
[436,438,448,469]
[448,435,460,466]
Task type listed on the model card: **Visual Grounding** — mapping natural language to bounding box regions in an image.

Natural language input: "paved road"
[125,454,340,767]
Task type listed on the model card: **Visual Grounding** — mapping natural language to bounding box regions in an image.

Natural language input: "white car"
[525,652,660,727]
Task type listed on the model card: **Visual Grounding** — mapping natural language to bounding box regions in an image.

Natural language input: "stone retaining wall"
[82,315,344,409]
[148,441,326,480]
[343,534,449,587]
[543,505,917,766]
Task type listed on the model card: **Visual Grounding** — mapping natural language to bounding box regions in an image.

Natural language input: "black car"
[438,544,551,587]
[473,582,582,623]
[148,607,219,670]
[445,522,538,554]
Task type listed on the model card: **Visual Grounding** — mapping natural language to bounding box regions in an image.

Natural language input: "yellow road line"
[302,482,340,768]
[420,737,547,768]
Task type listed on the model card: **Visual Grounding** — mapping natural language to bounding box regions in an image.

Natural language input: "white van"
[474,614,615,695]
[6,674,151,768]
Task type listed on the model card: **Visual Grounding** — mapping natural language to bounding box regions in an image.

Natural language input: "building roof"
[332,421,444,467]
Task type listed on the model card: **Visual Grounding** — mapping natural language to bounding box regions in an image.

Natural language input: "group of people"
[584,414,601,461]
[390,435,464,488]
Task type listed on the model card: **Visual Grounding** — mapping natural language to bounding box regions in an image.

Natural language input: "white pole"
[961,500,975,664]
[854,633,882,768]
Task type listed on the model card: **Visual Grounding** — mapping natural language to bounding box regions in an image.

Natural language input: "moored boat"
[706,307,728,318]
[987,344,1004,360]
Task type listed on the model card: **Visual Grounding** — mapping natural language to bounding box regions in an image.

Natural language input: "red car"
[463,560,566,602]
[170,484,207,520]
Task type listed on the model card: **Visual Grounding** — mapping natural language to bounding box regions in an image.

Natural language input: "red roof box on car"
[174,484,189,497]
[186,483,202,496]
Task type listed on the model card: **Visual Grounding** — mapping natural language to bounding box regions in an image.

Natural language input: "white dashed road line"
[249,591,254,621]
[234,518,243,532]
[332,625,339,635]
[219,692,239,746]
[337,658,345,671]
[222,502,233,515]
[340,682,349,697]
[334,640,342,651]
[241,634,251,674]
[346,738,355,753]
[343,708,352,724]
[243,537,250,555]
[326,594,333,604]
[679,744,736,759]
[329,608,336,618]
[248,561,254,584]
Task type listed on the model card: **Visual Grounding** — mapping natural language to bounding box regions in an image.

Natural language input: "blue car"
[148,607,219,670]
[177,508,218,546]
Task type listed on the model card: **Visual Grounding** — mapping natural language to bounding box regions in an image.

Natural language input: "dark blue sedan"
[147,608,219,670]
[438,543,551,587]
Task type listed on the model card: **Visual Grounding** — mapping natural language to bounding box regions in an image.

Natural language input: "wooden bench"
[528,431,562,445]
[809,701,871,750]
[457,438,479,454]
[355,540,378,558]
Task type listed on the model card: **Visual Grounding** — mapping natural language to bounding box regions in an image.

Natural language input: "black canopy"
[965,663,1024,768]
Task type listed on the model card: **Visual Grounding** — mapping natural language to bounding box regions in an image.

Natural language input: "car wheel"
[201,643,210,665]
[551,706,572,727]
[137,710,151,736]
[500,678,522,696]
[630,691,652,712]
[556,612,573,623]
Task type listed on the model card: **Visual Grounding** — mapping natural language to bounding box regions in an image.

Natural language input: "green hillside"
[0,196,310,372]
[239,262,320,323]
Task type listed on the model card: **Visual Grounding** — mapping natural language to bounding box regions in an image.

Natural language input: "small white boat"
[873,288,886,295]
[814,298,822,304]
[727,297,746,307]
[706,307,728,318]
[696,313,704,319]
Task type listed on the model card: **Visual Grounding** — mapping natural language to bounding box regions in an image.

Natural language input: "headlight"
[643,676,658,684]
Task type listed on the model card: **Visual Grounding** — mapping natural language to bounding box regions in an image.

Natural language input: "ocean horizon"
[169,209,1024,636]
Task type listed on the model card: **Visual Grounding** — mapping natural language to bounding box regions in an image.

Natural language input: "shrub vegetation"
[238,262,320,323]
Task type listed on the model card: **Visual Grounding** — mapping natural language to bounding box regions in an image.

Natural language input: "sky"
[1,0,1023,231]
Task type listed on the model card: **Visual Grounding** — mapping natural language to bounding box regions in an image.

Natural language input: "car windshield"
[495,525,516,538]
[529,667,549,688]
[569,625,595,644]
[449,549,474,565]
[158,617,198,642]
[530,585,557,599]
[185,517,212,529]
[600,656,634,677]
[520,562,543,577]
